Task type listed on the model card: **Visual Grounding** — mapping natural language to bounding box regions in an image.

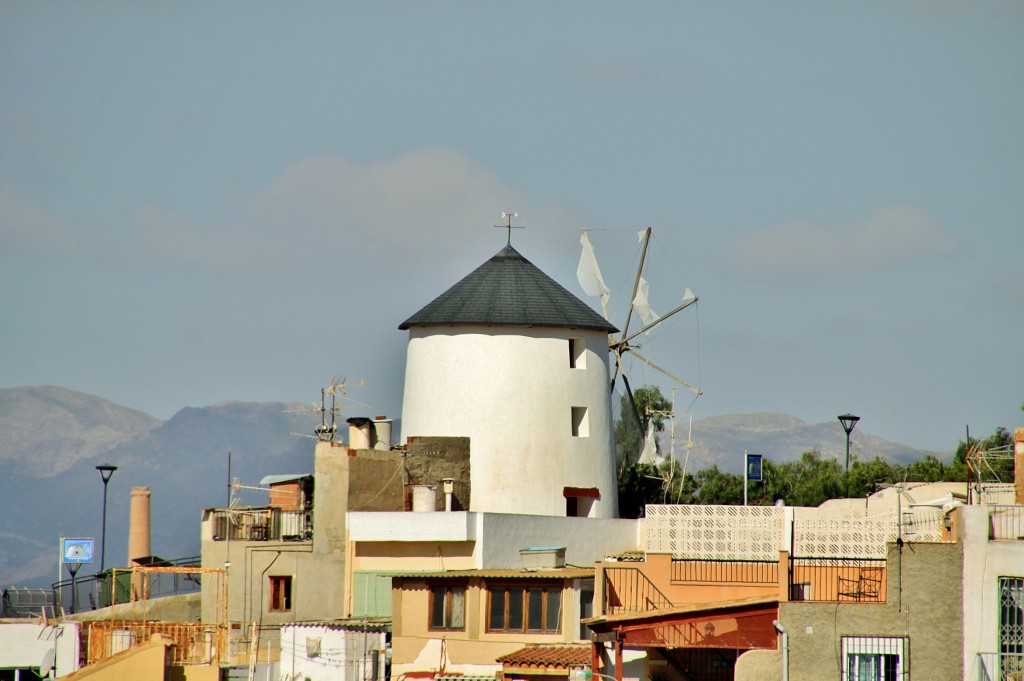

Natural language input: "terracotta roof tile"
[496,645,591,667]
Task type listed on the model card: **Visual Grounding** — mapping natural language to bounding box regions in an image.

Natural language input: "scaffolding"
[81,565,229,667]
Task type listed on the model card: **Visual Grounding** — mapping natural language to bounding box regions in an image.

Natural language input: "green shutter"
[352,572,393,618]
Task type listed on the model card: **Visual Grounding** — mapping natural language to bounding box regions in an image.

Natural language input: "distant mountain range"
[678,412,939,472]
[0,386,941,588]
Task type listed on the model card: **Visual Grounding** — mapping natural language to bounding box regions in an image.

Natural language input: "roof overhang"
[585,597,779,650]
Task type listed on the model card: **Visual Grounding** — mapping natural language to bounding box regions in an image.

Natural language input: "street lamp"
[96,463,118,573]
[837,414,860,476]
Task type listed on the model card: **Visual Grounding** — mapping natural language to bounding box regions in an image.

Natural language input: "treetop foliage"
[613,384,1021,519]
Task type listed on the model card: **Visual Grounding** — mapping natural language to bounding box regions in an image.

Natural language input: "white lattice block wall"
[792,508,898,558]
[645,505,784,560]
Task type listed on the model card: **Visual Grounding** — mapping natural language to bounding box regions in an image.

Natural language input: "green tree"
[781,450,845,507]
[613,384,673,518]
[690,465,743,505]
[846,456,897,497]
[954,426,1013,483]
[899,454,961,483]
[613,385,672,471]
[617,463,667,519]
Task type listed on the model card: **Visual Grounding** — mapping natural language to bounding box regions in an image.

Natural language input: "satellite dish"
[40,648,55,677]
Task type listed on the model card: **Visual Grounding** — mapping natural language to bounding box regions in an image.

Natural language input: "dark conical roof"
[399,244,618,332]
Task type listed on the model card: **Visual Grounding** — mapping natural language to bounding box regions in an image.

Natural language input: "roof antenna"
[494,211,524,245]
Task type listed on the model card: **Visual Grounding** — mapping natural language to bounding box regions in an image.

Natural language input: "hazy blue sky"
[2,2,1021,454]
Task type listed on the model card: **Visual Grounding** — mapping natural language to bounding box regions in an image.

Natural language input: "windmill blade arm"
[620,295,698,346]
[619,228,652,342]
[610,347,624,391]
[628,349,702,396]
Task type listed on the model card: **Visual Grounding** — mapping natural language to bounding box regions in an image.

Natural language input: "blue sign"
[62,538,95,564]
[746,453,763,482]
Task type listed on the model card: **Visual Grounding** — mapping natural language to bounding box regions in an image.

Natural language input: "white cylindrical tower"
[399,244,619,518]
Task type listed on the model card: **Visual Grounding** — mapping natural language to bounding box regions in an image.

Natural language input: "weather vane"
[494,211,525,245]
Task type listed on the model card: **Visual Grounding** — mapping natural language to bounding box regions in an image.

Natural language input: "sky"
[1,1,1021,455]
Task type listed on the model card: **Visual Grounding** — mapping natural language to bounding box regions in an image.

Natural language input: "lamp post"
[96,463,118,573]
[837,414,860,477]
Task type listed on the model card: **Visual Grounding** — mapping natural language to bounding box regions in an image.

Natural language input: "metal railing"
[671,559,779,585]
[603,567,674,615]
[989,506,1024,541]
[977,652,1024,681]
[208,507,312,542]
[789,557,886,603]
[53,555,201,613]
[602,555,890,615]
[1,587,54,618]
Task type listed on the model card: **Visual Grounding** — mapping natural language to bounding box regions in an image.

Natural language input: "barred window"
[1000,577,1024,654]
[841,636,906,681]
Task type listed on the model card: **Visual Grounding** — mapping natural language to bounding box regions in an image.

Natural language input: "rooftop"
[399,244,617,332]
[496,644,592,667]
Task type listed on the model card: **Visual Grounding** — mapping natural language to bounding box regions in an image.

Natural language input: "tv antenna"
[289,375,368,442]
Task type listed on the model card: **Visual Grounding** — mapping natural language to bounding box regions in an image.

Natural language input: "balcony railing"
[789,557,887,603]
[1,587,54,618]
[977,652,1024,681]
[989,506,1024,541]
[208,507,312,542]
[53,556,201,614]
[671,559,778,585]
[601,554,890,617]
[604,567,674,615]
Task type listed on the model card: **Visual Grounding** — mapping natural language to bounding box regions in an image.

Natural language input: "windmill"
[577,228,702,470]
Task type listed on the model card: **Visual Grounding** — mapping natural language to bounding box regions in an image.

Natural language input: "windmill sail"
[577,230,611,320]
[637,420,662,467]
[631,276,660,331]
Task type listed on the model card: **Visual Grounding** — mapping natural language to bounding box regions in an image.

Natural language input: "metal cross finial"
[494,212,525,244]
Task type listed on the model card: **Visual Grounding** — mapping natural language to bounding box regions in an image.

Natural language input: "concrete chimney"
[129,486,151,563]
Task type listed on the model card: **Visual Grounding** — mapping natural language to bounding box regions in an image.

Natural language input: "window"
[488,583,561,633]
[579,581,594,641]
[564,487,600,518]
[430,584,465,630]
[569,338,586,369]
[841,636,905,681]
[790,582,812,601]
[353,571,393,618]
[571,407,589,437]
[1000,577,1024,654]
[269,575,292,611]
